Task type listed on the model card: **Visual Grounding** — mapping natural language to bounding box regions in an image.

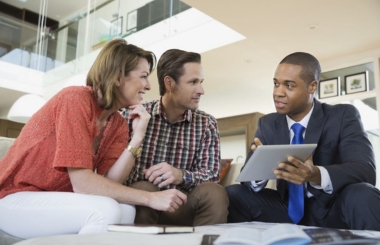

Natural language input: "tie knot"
[291,123,304,135]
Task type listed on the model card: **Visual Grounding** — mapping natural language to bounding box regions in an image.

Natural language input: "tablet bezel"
[236,144,317,182]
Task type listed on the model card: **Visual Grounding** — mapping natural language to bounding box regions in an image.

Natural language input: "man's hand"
[250,138,263,152]
[274,155,321,185]
[143,162,183,188]
[148,189,187,212]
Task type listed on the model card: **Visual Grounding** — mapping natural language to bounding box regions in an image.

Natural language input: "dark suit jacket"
[243,99,376,208]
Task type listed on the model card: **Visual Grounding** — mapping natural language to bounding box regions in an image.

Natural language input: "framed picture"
[318,77,340,99]
[345,72,368,94]
[126,10,137,32]
[110,16,123,37]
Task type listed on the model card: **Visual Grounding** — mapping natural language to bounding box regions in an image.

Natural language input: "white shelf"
[319,90,377,105]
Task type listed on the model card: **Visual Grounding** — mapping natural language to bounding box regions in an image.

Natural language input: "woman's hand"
[128,105,150,144]
[68,168,187,211]
[147,189,187,212]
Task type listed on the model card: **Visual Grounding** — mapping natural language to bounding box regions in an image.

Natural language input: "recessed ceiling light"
[307,25,319,31]
[18,0,28,2]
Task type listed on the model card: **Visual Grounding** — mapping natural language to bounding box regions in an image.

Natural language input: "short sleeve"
[52,88,95,171]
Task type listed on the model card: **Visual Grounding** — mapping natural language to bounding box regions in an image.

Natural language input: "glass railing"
[1,0,220,89]
[0,12,39,69]
[0,0,117,74]
[44,0,193,85]
[1,0,246,90]
[0,0,192,73]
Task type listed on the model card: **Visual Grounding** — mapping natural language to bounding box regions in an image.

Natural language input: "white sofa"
[0,137,22,245]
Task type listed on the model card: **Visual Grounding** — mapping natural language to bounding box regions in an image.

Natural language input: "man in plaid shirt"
[122,49,228,226]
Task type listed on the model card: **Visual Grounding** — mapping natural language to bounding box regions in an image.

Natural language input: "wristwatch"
[126,145,142,158]
[181,170,192,185]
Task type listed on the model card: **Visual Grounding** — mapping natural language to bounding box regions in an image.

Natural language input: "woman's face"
[119,58,151,107]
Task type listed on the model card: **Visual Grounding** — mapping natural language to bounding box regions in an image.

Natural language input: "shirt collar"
[155,97,192,123]
[286,102,314,130]
[151,99,160,117]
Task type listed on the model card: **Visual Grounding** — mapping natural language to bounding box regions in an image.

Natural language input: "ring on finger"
[159,175,164,182]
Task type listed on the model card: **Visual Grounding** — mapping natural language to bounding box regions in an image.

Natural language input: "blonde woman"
[0,39,186,239]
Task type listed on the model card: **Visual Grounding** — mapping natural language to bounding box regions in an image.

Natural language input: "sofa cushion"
[220,163,243,187]
[0,137,15,160]
[0,230,22,245]
[0,137,22,245]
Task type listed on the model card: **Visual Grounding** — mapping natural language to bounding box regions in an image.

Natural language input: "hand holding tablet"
[236,144,317,182]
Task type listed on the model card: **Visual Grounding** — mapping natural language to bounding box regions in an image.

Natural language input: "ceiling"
[1,0,380,120]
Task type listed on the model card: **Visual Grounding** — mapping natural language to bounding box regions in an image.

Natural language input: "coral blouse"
[0,86,128,198]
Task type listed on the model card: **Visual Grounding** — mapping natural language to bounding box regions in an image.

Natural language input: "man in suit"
[226,52,380,230]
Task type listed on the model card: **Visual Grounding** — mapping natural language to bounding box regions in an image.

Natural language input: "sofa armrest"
[0,230,22,245]
[0,136,16,160]
[220,163,243,187]
[0,138,21,244]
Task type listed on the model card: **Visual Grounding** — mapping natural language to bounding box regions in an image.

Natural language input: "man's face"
[170,62,204,111]
[273,63,316,121]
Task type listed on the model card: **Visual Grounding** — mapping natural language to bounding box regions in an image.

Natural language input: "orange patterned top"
[0,86,128,198]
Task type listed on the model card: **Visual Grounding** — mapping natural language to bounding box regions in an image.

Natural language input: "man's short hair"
[157,49,201,96]
[279,52,321,84]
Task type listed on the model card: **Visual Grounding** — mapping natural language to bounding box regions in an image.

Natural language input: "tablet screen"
[236,144,317,182]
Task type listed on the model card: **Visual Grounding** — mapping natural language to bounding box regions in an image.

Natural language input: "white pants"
[0,192,135,239]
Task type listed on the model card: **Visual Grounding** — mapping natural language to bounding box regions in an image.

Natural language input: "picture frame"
[344,72,368,95]
[318,77,340,99]
[110,16,123,37]
[126,10,137,32]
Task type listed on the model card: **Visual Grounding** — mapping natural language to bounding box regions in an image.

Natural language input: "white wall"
[320,48,380,187]
[0,61,44,96]
[220,134,246,164]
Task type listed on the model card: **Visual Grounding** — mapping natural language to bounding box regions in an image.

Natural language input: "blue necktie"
[288,123,305,224]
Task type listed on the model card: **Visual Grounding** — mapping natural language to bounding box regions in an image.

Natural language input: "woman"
[0,39,186,239]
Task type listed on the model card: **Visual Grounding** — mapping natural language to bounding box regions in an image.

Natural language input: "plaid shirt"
[121,99,221,192]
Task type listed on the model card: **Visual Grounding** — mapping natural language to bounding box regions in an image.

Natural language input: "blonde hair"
[87,38,156,109]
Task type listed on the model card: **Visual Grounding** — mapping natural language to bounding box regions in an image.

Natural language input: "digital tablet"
[236,144,317,182]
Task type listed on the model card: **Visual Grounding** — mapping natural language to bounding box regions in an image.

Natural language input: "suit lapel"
[275,116,289,200]
[274,115,290,144]
[305,99,328,144]
[272,100,328,145]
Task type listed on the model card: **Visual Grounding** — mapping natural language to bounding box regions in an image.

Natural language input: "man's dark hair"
[157,49,201,96]
[279,52,321,84]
